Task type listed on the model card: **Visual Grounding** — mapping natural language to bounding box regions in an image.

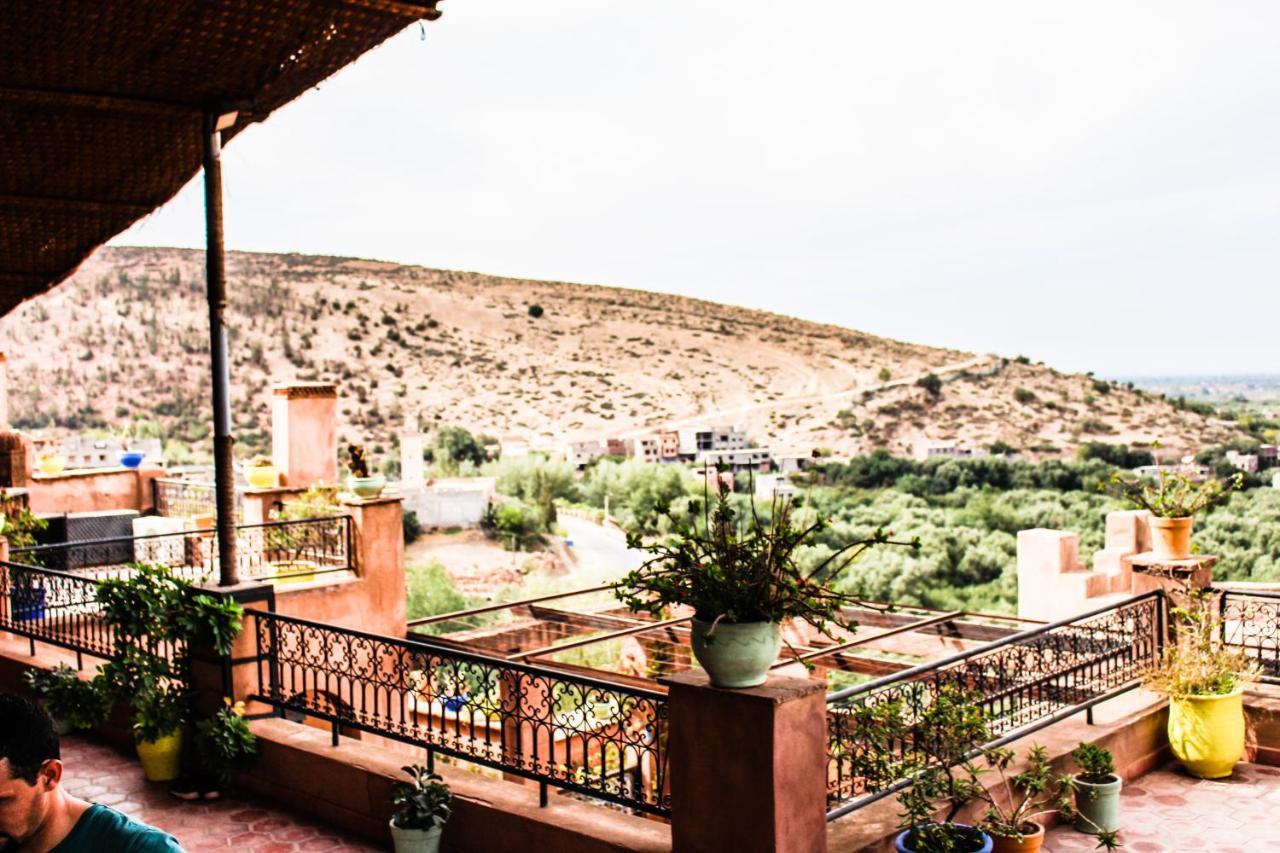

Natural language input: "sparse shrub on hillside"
[1013,387,1037,405]
[1092,379,1111,395]
[527,304,544,318]
[915,373,942,398]
[1014,355,1031,364]
[877,367,891,383]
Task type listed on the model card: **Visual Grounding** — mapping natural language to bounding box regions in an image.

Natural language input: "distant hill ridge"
[0,246,1242,461]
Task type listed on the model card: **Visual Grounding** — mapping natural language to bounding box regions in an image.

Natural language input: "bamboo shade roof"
[0,0,442,316]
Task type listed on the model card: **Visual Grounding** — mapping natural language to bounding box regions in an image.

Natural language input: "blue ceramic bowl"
[119,452,145,468]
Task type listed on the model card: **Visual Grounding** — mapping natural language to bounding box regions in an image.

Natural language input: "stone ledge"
[245,717,671,853]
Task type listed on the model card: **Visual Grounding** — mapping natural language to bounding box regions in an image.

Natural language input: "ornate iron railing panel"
[0,561,115,660]
[1220,589,1280,683]
[152,478,234,520]
[248,609,671,816]
[824,592,1163,819]
[10,516,352,584]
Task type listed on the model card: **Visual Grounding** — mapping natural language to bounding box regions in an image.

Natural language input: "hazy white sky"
[113,2,1280,377]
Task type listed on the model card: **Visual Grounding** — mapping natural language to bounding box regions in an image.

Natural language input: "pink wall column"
[271,383,338,489]
[661,671,828,853]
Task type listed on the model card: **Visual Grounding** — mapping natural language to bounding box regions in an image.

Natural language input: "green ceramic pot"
[689,619,782,688]
[1073,773,1120,834]
[347,474,386,499]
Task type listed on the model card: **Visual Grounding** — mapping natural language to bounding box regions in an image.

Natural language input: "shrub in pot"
[978,746,1119,853]
[390,764,452,853]
[132,683,189,782]
[23,665,111,735]
[614,479,916,688]
[1103,467,1241,560]
[182,698,260,799]
[95,563,245,786]
[1069,742,1120,835]
[346,443,386,498]
[1144,576,1258,778]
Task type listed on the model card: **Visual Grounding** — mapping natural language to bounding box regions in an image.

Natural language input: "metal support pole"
[203,112,239,586]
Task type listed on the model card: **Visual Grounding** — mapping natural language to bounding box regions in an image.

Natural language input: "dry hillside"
[1,246,1243,462]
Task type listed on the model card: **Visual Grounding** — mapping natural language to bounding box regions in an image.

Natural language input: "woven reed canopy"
[0,0,442,316]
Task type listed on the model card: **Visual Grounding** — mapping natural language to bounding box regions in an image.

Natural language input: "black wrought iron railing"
[824,591,1164,820]
[0,561,115,664]
[1219,588,1280,684]
[10,516,353,584]
[247,608,672,817]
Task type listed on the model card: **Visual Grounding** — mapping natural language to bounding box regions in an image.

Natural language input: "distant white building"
[401,477,495,528]
[631,435,662,464]
[564,440,606,470]
[1225,450,1260,474]
[922,443,987,460]
[773,453,817,475]
[677,426,749,458]
[1273,471,1280,490]
[59,435,163,468]
[754,473,797,499]
[698,448,772,473]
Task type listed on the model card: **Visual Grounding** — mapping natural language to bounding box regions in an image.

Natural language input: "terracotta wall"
[27,465,163,516]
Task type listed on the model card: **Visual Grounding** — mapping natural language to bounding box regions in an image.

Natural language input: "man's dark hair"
[0,693,59,784]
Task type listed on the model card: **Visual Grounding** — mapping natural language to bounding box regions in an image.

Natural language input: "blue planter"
[119,452,145,468]
[11,585,47,622]
[443,694,469,713]
[896,825,992,853]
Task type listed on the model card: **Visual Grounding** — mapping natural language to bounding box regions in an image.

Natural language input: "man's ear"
[37,760,63,791]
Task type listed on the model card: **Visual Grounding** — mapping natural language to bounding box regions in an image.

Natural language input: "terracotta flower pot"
[989,822,1044,853]
[1150,516,1193,560]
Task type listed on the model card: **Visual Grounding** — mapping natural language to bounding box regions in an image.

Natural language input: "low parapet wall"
[27,465,163,516]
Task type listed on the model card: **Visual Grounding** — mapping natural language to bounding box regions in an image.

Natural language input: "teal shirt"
[51,804,184,853]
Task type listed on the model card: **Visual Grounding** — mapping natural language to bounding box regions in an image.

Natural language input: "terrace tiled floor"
[1044,761,1280,851]
[59,734,385,852]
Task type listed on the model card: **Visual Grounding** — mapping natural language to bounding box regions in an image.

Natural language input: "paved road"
[559,515,645,583]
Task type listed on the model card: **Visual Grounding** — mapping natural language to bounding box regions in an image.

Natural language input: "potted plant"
[1145,578,1259,778]
[614,480,916,688]
[245,454,278,489]
[346,443,386,499]
[390,764,452,853]
[35,450,66,475]
[132,683,188,782]
[95,564,245,785]
[22,665,111,735]
[1103,468,1241,560]
[1069,742,1120,836]
[977,746,1119,853]
[886,687,993,853]
[191,698,259,797]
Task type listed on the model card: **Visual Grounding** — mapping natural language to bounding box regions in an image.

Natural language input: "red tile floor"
[59,734,385,852]
[1044,761,1280,852]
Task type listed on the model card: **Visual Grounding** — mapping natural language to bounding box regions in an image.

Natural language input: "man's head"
[0,693,62,846]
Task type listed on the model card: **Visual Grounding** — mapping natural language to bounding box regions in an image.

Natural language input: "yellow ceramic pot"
[1168,686,1244,779]
[36,453,66,476]
[246,464,278,489]
[1150,516,1193,560]
[136,731,184,782]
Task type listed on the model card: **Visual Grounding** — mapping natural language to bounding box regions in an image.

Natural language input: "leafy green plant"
[1103,468,1242,518]
[95,564,244,743]
[196,699,259,784]
[1070,742,1115,784]
[391,765,453,831]
[615,480,917,636]
[1144,578,1258,698]
[23,665,111,731]
[132,682,188,743]
[977,746,1118,849]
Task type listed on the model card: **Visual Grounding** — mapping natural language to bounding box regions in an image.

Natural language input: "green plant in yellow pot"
[132,684,188,782]
[1145,579,1259,779]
